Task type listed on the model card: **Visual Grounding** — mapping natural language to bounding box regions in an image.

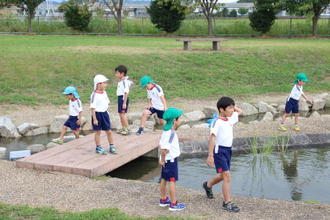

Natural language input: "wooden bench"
[176,38,225,51]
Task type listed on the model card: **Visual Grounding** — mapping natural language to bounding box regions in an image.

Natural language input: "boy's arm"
[147,98,152,109]
[234,106,243,115]
[206,134,216,167]
[91,108,98,125]
[159,149,169,166]
[123,92,128,109]
[77,111,82,125]
[160,95,168,110]
[302,93,313,104]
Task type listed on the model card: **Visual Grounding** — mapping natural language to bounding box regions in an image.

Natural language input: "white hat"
[94,74,109,90]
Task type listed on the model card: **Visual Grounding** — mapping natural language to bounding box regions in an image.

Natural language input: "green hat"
[140,76,154,88]
[163,107,184,131]
[294,73,309,84]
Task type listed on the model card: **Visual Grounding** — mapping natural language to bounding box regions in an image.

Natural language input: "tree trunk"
[27,13,33,33]
[117,9,122,35]
[207,16,213,36]
[312,15,319,36]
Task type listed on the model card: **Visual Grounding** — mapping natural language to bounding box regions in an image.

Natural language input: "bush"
[147,0,186,33]
[61,1,92,31]
[229,9,238,17]
[249,0,277,34]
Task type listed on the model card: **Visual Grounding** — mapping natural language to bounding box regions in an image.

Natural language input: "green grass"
[0,203,184,220]
[1,17,330,36]
[0,35,329,105]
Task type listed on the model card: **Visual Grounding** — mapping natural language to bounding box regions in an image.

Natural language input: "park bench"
[176,38,225,51]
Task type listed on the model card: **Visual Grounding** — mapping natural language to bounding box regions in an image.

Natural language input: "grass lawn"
[0,35,329,105]
[0,203,182,220]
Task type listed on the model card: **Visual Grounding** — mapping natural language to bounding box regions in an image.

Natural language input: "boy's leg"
[119,113,129,134]
[94,130,101,146]
[207,174,223,187]
[279,113,289,131]
[139,109,150,128]
[222,171,232,203]
[169,181,177,204]
[105,130,114,145]
[59,126,67,139]
[293,113,300,131]
[73,130,80,139]
[160,178,167,200]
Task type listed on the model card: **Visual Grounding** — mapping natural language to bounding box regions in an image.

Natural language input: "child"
[278,73,313,131]
[136,76,167,135]
[52,86,82,144]
[91,74,117,155]
[159,107,185,211]
[115,65,133,135]
[203,96,242,213]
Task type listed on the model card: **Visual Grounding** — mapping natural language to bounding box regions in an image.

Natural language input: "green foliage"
[238,7,249,15]
[221,7,229,17]
[0,0,11,8]
[249,0,277,34]
[238,0,254,2]
[61,0,92,31]
[229,9,238,17]
[147,0,187,33]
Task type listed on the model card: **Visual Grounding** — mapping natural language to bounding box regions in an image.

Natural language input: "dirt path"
[0,160,329,219]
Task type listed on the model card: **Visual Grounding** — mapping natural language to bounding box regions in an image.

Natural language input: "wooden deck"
[16,131,161,177]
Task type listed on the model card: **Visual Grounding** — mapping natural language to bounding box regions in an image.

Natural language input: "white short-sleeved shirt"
[288,85,304,101]
[90,91,110,112]
[116,77,132,96]
[159,130,180,161]
[69,99,82,116]
[147,84,165,110]
[210,112,239,152]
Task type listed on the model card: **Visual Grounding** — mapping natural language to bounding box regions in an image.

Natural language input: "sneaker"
[109,145,118,154]
[293,125,301,131]
[52,138,63,145]
[159,197,171,207]
[136,127,144,135]
[203,181,214,199]
[120,128,129,136]
[116,128,124,134]
[222,202,240,213]
[278,125,287,131]
[96,146,108,155]
[169,202,186,211]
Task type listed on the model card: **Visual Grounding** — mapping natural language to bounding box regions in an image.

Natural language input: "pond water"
[109,147,330,204]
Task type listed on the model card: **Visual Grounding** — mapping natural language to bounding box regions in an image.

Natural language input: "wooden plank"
[177,38,225,42]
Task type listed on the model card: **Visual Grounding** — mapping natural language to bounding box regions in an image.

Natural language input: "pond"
[109,147,330,204]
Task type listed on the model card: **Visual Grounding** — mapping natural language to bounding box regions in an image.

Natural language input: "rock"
[178,124,191,130]
[248,120,259,124]
[109,114,121,130]
[27,144,46,154]
[325,97,330,109]
[192,123,209,129]
[257,101,277,113]
[133,120,155,130]
[82,119,93,131]
[270,103,278,108]
[183,111,206,123]
[261,112,273,121]
[80,116,87,127]
[0,116,21,138]
[46,142,58,149]
[202,107,218,118]
[312,98,326,110]
[315,92,329,100]
[237,102,258,116]
[127,112,142,124]
[17,123,39,135]
[49,115,68,133]
[309,111,321,118]
[0,147,6,159]
[25,127,49,136]
[299,100,309,112]
[278,104,285,112]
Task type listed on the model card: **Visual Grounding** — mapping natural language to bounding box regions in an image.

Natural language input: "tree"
[249,0,277,34]
[60,0,92,31]
[147,0,187,33]
[12,0,45,32]
[221,7,229,17]
[196,0,219,35]
[0,0,11,8]
[238,7,248,16]
[238,0,254,2]
[229,9,238,17]
[102,0,124,35]
[281,0,330,36]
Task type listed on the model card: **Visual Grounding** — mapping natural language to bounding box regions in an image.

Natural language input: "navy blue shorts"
[64,116,80,131]
[92,112,111,131]
[148,107,164,119]
[161,158,178,182]
[118,96,129,113]
[214,146,232,173]
[285,98,299,114]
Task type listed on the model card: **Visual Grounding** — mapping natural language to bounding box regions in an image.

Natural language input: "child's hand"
[159,159,165,167]
[122,104,127,109]
[93,119,98,126]
[76,120,81,125]
[206,155,214,167]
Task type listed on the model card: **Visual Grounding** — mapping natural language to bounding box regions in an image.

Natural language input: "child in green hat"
[278,73,313,131]
[158,107,185,211]
[136,76,168,135]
